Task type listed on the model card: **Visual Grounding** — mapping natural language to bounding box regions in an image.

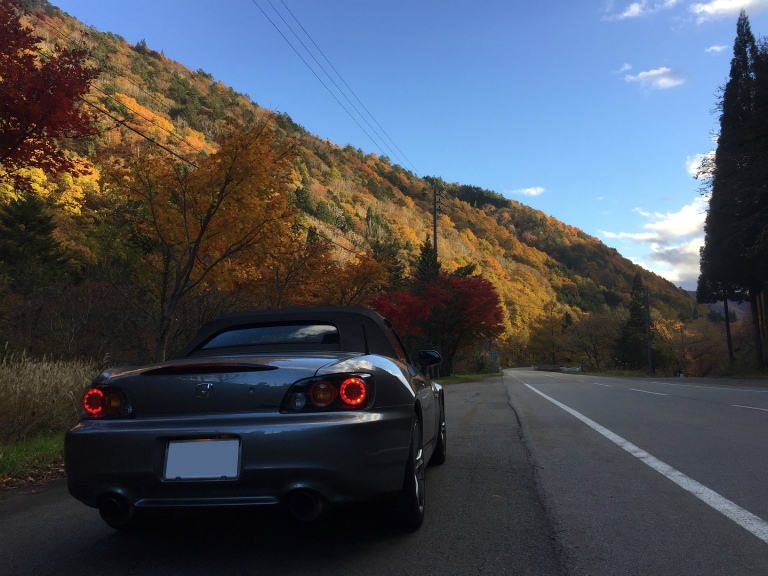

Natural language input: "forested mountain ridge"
[2,0,707,372]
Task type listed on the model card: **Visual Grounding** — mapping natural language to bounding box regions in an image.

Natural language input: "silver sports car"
[65,306,445,531]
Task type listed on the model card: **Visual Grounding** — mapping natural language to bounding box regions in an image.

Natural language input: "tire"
[397,415,426,531]
[429,399,446,466]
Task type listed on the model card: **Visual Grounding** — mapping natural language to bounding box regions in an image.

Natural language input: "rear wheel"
[397,415,425,531]
[429,399,446,466]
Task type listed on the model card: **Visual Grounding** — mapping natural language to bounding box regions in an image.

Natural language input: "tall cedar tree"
[697,11,765,367]
[0,0,97,191]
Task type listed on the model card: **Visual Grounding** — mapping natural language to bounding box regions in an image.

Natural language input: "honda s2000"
[65,306,446,531]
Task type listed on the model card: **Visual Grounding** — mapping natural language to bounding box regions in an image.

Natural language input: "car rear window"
[200,323,340,350]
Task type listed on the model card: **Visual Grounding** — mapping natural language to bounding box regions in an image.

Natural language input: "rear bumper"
[64,408,412,510]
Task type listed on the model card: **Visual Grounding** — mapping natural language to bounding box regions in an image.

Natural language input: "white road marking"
[732,405,768,412]
[592,383,612,387]
[629,388,668,396]
[653,381,768,393]
[517,378,768,545]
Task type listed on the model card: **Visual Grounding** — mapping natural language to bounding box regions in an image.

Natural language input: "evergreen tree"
[412,235,440,292]
[697,10,764,367]
[0,193,67,292]
[615,273,647,370]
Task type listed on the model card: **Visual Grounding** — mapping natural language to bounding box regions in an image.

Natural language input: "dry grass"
[0,350,99,443]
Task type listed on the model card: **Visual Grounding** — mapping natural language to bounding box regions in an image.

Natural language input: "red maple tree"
[373,272,504,374]
[0,0,97,189]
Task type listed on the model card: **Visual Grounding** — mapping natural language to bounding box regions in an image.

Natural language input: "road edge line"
[517,379,768,545]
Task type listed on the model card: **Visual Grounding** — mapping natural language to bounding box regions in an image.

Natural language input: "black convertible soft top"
[177,306,400,360]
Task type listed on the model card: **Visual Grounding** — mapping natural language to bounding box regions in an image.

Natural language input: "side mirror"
[418,350,442,368]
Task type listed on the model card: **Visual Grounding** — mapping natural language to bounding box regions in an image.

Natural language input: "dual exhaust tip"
[97,489,325,528]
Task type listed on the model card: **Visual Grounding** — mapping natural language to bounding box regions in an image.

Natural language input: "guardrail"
[534,365,582,373]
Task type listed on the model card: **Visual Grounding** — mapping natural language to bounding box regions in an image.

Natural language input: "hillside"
[1,0,706,370]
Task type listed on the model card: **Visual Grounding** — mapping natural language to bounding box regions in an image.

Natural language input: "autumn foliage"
[373,271,504,375]
[0,1,737,376]
[103,123,297,360]
[0,0,97,193]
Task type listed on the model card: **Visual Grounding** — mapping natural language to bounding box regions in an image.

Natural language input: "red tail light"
[281,374,373,413]
[83,388,104,415]
[82,387,133,419]
[340,378,366,406]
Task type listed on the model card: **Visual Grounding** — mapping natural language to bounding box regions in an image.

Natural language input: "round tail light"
[340,378,366,406]
[83,388,104,415]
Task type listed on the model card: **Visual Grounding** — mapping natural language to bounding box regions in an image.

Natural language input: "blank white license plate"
[164,439,240,480]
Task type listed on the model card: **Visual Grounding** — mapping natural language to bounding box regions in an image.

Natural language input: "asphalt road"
[3,370,767,575]
[0,377,560,576]
[506,367,768,576]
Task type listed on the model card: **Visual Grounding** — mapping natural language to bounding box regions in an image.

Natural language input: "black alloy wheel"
[398,414,426,530]
[429,399,446,466]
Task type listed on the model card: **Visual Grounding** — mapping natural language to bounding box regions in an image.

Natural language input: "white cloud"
[705,45,728,53]
[686,151,715,178]
[599,197,708,288]
[690,0,768,22]
[605,0,682,19]
[625,67,686,90]
[506,186,545,197]
[616,63,633,73]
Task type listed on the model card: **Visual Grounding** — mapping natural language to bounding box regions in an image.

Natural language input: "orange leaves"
[107,122,297,359]
[297,253,388,307]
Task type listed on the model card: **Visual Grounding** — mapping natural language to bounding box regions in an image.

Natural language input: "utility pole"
[433,187,446,265]
[679,323,688,377]
[644,286,653,377]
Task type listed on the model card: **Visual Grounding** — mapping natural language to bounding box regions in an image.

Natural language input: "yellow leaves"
[0,167,48,200]
[114,122,296,290]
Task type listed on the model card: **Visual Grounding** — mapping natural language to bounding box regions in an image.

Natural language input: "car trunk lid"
[97,355,354,416]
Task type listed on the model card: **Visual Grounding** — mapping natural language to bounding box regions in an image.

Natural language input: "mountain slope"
[15,1,697,344]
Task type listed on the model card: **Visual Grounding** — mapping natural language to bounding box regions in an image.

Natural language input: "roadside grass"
[0,351,98,488]
[0,433,65,489]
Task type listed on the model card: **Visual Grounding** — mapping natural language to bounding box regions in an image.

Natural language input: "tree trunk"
[749,289,765,368]
[723,299,735,364]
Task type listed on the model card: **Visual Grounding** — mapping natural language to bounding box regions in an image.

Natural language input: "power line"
[80,98,198,167]
[90,83,203,156]
[265,0,406,170]
[33,12,171,113]
[249,0,390,159]
[277,0,420,176]
[31,11,203,156]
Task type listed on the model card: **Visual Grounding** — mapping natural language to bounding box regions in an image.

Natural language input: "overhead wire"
[80,98,198,167]
[31,11,203,162]
[29,4,388,257]
[277,0,420,177]
[263,0,405,170]
[249,0,392,160]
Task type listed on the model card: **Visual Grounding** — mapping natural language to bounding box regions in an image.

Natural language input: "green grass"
[0,433,65,486]
[0,352,98,488]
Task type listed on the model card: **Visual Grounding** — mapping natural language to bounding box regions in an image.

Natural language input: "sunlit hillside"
[3,0,712,371]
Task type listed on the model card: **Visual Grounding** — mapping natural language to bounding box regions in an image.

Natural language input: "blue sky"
[54,0,768,289]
